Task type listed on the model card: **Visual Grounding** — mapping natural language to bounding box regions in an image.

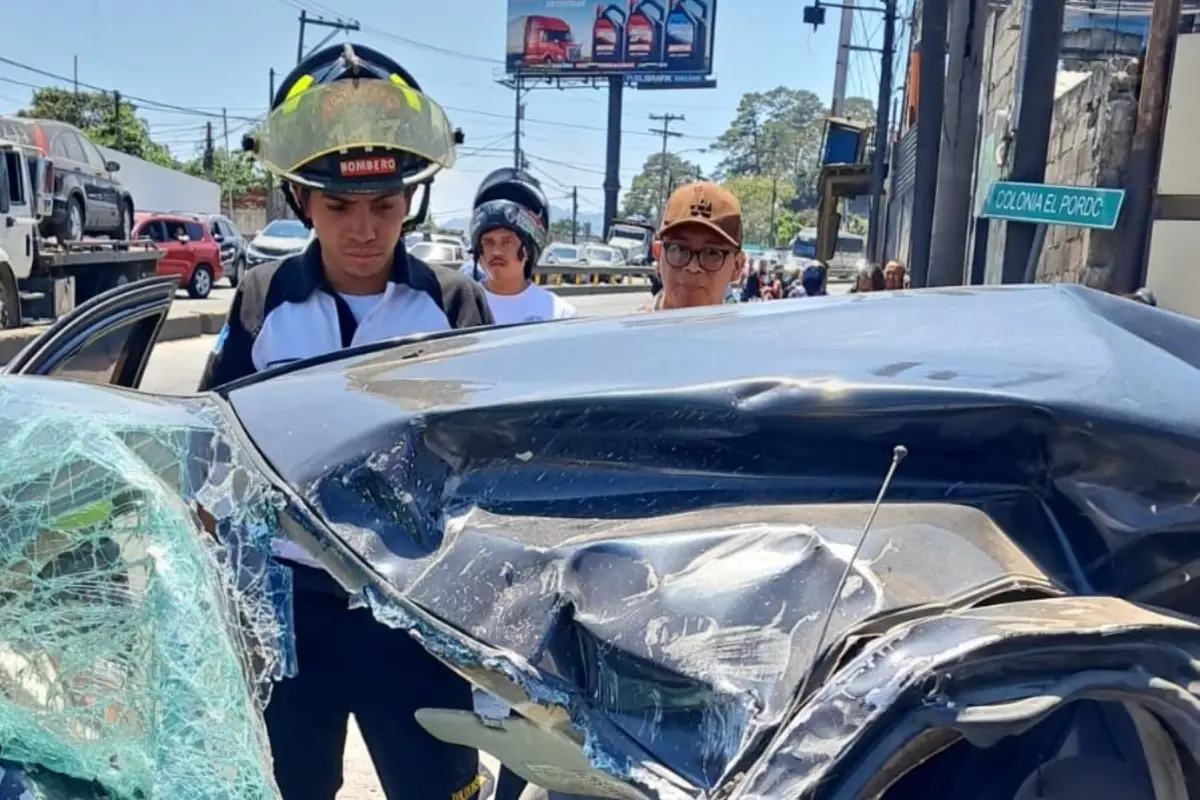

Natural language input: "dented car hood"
[219,283,1200,793]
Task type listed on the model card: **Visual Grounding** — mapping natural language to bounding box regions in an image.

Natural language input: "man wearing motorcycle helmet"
[469,168,577,323]
[197,43,489,800]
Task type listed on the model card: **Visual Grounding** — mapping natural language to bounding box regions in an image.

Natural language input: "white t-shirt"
[484,283,577,324]
[337,292,384,322]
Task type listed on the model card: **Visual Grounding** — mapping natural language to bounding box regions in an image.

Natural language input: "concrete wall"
[973,0,1137,287]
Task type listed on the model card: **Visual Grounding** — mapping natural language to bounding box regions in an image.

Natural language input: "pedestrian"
[741,261,762,301]
[849,262,886,293]
[199,43,491,800]
[800,264,827,296]
[645,182,747,310]
[884,259,907,290]
[469,168,577,324]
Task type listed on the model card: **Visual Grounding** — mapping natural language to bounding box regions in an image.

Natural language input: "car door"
[74,133,120,226]
[210,217,233,267]
[3,275,176,388]
[135,219,189,282]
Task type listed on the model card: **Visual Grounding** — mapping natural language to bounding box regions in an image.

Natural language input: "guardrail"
[533,263,655,286]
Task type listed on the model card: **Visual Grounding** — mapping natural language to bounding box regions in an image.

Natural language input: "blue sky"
[0,0,894,222]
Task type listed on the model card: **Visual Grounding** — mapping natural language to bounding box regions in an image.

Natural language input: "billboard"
[505,0,716,84]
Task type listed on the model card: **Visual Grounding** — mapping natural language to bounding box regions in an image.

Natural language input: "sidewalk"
[339,717,500,799]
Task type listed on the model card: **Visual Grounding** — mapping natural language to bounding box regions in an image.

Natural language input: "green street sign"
[981,181,1125,230]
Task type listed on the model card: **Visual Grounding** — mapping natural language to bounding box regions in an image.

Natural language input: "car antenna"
[796,444,908,704]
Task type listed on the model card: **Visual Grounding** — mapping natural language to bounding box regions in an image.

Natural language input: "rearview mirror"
[105,160,121,172]
[176,234,190,243]
[213,233,224,242]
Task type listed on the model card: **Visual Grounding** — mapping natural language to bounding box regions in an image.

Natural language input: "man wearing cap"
[647,182,748,310]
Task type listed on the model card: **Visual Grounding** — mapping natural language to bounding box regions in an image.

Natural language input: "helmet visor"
[255,79,457,179]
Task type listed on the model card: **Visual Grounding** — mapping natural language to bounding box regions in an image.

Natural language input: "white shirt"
[338,292,384,322]
[484,283,577,324]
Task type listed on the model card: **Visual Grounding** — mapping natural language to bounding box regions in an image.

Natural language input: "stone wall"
[1036,61,1137,287]
[974,0,1138,288]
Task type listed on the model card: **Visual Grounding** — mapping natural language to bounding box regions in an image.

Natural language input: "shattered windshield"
[0,378,292,798]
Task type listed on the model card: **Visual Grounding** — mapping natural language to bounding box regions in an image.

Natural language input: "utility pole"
[297,9,361,64]
[222,108,230,215]
[571,187,579,244]
[266,69,276,222]
[203,121,215,178]
[112,91,122,149]
[999,0,1066,283]
[865,0,896,264]
[927,0,988,286]
[906,0,949,288]
[831,0,855,116]
[649,113,684,222]
[1116,0,1181,294]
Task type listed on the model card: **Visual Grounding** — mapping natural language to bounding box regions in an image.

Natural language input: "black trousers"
[264,566,481,799]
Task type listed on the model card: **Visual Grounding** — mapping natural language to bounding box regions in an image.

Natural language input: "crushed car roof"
[224,283,1200,790]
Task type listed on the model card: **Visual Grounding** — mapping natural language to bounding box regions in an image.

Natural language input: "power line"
[0,57,259,122]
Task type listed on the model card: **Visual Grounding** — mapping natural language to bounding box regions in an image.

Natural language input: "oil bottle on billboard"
[664,0,708,71]
[592,4,627,63]
[626,0,666,64]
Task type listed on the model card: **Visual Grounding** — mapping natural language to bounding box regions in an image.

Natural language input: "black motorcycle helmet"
[469,168,551,279]
[243,43,464,231]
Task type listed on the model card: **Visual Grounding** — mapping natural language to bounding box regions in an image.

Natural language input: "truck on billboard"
[505,0,715,78]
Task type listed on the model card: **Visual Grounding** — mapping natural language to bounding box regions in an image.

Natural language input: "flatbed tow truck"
[0,137,160,329]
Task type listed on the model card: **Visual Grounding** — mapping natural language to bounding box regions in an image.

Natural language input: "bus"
[789,229,866,277]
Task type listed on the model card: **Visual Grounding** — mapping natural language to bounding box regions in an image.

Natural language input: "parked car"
[410,240,466,269]
[1,280,1200,799]
[131,213,223,298]
[0,116,134,241]
[246,219,312,267]
[200,214,247,287]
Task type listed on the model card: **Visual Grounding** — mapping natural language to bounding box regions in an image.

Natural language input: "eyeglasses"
[662,242,734,272]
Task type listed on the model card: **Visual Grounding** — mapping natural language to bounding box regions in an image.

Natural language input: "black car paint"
[216,283,1200,795]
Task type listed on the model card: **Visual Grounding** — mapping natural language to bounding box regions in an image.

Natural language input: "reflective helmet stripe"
[281,74,315,115]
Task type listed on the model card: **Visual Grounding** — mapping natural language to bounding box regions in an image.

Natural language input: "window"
[836,236,864,255]
[75,135,109,171]
[44,314,159,386]
[135,220,168,242]
[262,219,309,239]
[3,151,23,206]
[184,221,205,241]
[56,133,88,164]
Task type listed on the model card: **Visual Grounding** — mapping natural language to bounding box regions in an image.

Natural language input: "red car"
[132,213,223,298]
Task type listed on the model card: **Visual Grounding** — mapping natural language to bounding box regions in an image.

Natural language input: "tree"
[549,218,580,241]
[843,96,876,125]
[710,87,826,181]
[621,151,702,218]
[722,175,798,248]
[712,90,878,212]
[18,88,177,168]
[181,150,265,197]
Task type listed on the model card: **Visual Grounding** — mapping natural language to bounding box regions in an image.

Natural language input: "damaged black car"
[1,276,1200,799]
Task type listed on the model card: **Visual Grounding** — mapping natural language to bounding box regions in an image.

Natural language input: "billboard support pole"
[603,75,623,239]
[513,76,525,170]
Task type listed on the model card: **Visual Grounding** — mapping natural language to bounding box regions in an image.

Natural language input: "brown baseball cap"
[657,181,743,248]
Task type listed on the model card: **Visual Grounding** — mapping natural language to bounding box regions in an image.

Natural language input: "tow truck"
[0,137,160,329]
